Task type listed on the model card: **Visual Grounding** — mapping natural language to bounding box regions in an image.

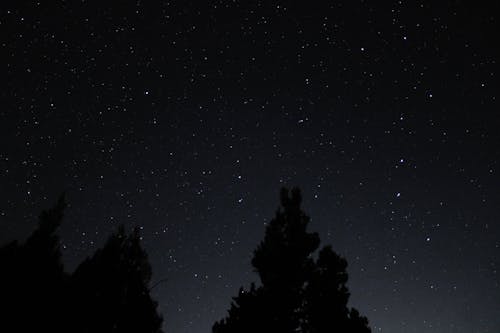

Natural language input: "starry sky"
[1,1,499,332]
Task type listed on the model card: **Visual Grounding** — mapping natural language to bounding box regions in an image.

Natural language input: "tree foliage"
[0,196,163,333]
[0,194,67,332]
[71,226,163,333]
[213,187,371,333]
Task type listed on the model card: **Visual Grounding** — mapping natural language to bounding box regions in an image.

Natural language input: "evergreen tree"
[302,246,370,333]
[0,196,164,333]
[213,187,371,333]
[212,283,265,333]
[70,225,163,333]
[0,195,67,332]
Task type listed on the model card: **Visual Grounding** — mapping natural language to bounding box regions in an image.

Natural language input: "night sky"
[1,1,499,332]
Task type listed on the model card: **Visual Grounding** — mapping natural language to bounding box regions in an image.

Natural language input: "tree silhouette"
[213,187,371,333]
[0,196,163,333]
[303,246,370,333]
[70,225,163,333]
[0,195,68,332]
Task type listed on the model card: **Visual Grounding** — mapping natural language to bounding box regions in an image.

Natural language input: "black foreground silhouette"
[0,188,371,333]
[213,188,371,333]
[0,195,163,333]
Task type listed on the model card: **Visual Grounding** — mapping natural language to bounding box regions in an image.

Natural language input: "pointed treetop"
[38,193,67,232]
[280,187,302,211]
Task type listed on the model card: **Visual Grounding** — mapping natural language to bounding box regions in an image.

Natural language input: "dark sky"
[1,1,499,332]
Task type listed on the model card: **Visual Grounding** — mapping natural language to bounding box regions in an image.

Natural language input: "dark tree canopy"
[71,226,163,333]
[0,194,67,332]
[0,196,163,333]
[213,187,371,333]
[303,246,370,333]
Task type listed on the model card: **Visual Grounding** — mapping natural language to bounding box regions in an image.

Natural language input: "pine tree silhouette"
[70,225,163,333]
[303,246,370,333]
[0,195,68,332]
[0,196,164,333]
[213,187,371,333]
